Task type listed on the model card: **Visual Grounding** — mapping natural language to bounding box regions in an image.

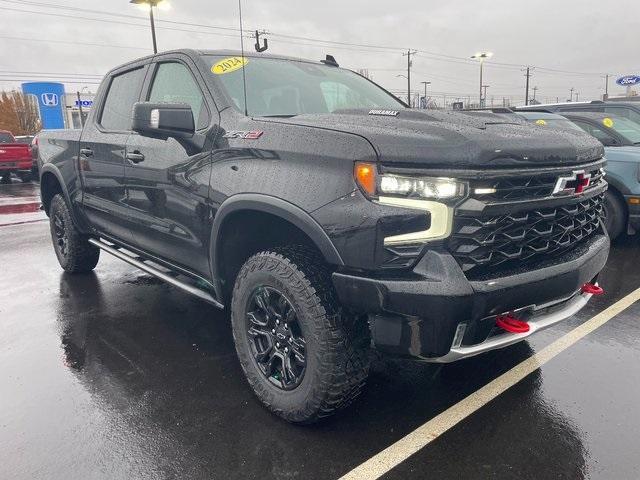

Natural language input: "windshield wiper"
[259,114,298,118]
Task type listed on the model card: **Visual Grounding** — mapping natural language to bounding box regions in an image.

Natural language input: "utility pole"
[482,85,490,103]
[532,86,538,102]
[604,74,610,100]
[569,87,575,102]
[420,81,431,108]
[575,91,580,102]
[402,50,417,106]
[523,66,532,105]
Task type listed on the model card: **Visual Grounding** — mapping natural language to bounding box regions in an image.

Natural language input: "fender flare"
[40,163,85,228]
[40,163,72,209]
[210,193,344,286]
[604,174,631,196]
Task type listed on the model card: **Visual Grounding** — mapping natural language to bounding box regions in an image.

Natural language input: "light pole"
[471,52,493,107]
[482,85,490,104]
[569,87,575,102]
[130,0,170,53]
[421,81,431,108]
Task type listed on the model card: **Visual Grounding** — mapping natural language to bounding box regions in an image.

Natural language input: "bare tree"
[0,90,41,135]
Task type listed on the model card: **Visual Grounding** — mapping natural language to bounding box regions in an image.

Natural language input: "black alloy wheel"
[48,194,100,273]
[230,246,371,423]
[53,211,69,258]
[245,286,306,390]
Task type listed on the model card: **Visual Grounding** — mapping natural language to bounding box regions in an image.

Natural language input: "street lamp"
[130,0,171,53]
[471,52,493,107]
[421,81,431,109]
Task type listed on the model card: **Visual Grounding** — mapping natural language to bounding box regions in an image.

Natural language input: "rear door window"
[100,67,146,131]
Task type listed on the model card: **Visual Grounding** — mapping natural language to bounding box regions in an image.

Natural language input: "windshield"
[529,118,584,132]
[604,116,640,144]
[205,55,404,116]
[0,132,14,143]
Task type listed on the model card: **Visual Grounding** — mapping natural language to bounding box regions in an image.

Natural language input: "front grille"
[471,166,604,201]
[448,193,604,275]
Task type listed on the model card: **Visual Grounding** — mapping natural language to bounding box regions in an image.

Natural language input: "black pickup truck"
[38,49,609,423]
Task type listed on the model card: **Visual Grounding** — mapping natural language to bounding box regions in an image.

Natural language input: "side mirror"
[132,102,195,138]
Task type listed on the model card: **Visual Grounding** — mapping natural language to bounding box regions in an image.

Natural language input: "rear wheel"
[49,194,100,273]
[602,190,626,240]
[230,246,370,423]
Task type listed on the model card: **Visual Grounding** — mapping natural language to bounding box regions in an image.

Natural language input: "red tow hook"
[496,314,530,334]
[581,283,604,296]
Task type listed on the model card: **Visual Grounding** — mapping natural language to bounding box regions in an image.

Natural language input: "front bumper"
[332,233,609,361]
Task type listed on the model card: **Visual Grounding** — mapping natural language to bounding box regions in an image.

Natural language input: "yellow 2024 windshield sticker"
[603,117,614,128]
[535,119,547,126]
[211,57,248,75]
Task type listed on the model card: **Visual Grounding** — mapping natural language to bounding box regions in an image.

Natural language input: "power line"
[0,34,149,51]
[0,0,247,32]
[0,5,247,39]
[0,71,103,78]
[0,0,622,84]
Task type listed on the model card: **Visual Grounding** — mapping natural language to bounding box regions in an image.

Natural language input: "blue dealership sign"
[616,75,640,87]
[21,82,66,129]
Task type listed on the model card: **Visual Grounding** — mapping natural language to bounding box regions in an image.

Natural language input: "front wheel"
[230,246,370,423]
[602,190,626,240]
[49,194,100,273]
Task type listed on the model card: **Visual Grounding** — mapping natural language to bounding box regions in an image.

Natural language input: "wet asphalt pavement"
[1,180,640,480]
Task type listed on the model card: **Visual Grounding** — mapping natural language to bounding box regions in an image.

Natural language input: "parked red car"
[0,130,33,183]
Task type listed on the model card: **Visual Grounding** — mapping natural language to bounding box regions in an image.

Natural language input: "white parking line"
[340,287,640,480]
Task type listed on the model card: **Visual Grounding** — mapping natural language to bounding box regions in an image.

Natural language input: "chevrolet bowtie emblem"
[552,170,591,196]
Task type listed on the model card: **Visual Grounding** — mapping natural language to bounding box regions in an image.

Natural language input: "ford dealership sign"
[616,75,640,87]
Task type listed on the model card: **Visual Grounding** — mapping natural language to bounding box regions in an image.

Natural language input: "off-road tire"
[231,246,370,423]
[603,190,626,240]
[49,194,100,273]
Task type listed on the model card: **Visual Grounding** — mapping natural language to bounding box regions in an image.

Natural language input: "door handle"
[80,148,93,157]
[126,151,145,163]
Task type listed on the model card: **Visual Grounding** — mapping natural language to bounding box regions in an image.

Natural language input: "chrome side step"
[88,238,223,309]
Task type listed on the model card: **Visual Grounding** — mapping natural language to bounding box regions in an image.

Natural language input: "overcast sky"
[1,0,639,106]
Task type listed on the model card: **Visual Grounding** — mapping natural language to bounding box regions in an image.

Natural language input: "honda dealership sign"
[21,82,66,129]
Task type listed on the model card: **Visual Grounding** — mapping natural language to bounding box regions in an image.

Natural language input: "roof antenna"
[254,30,268,52]
[237,0,248,116]
[321,55,339,67]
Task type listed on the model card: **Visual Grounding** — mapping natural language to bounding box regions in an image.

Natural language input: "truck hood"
[260,109,604,168]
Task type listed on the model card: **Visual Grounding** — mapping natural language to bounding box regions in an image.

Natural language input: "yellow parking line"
[340,287,640,480]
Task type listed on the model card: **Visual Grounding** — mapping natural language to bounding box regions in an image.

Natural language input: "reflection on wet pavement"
[0,181,46,226]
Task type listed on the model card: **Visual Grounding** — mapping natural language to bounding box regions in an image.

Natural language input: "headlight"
[354,162,466,201]
[354,162,466,245]
[379,175,465,200]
